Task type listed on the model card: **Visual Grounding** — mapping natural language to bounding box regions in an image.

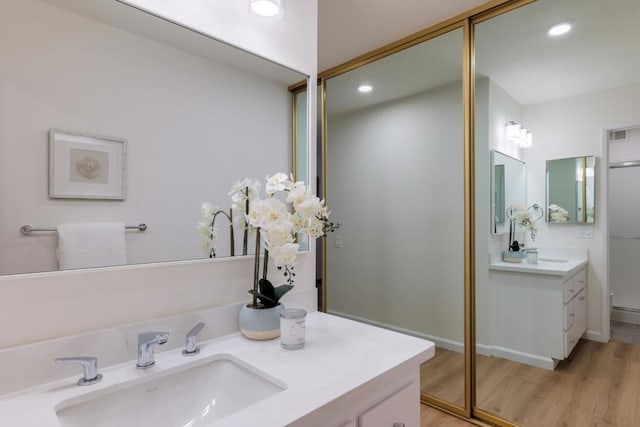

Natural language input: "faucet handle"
[138,331,169,346]
[183,322,205,356]
[55,356,103,386]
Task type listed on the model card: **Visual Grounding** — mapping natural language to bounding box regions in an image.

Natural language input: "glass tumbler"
[280,308,307,350]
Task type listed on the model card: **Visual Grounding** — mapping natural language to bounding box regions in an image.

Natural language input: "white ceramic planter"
[239,304,282,340]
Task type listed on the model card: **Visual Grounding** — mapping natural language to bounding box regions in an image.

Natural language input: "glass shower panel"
[324,28,465,408]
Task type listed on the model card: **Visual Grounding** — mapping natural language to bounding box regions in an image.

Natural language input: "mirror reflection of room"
[0,0,306,276]
[324,27,466,408]
[475,0,640,425]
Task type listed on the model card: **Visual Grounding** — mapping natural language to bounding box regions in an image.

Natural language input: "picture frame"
[49,130,126,200]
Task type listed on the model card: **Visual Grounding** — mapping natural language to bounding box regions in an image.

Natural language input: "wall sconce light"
[250,0,284,18]
[505,121,533,148]
[505,121,521,142]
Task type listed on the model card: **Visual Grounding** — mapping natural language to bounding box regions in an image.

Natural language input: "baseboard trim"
[327,310,466,352]
[611,307,640,325]
[326,310,493,357]
[584,330,607,343]
[492,346,557,370]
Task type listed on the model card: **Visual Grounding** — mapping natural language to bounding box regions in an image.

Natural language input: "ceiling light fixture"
[357,84,373,93]
[548,23,572,37]
[250,0,284,18]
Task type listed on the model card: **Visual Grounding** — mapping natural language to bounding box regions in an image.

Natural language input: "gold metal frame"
[291,89,299,181]
[289,81,309,182]
[318,0,538,425]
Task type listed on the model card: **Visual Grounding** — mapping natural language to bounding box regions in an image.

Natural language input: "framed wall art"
[49,130,126,200]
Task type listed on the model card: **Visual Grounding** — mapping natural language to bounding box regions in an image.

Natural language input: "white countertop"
[490,257,588,277]
[0,312,434,427]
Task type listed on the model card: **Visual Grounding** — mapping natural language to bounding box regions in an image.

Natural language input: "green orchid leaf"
[258,278,276,302]
[273,285,294,302]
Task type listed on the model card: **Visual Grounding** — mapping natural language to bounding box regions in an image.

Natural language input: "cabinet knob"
[580,296,586,301]
[569,289,575,293]
[570,313,575,317]
[393,424,405,427]
[577,280,585,284]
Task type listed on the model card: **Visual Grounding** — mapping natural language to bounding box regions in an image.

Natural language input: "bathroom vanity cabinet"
[0,308,434,427]
[490,257,588,370]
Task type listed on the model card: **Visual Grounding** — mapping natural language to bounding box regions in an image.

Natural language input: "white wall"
[326,82,464,345]
[0,0,291,274]
[0,0,318,349]
[475,79,524,348]
[524,83,640,339]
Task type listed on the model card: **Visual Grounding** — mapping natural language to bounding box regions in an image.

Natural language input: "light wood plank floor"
[421,404,475,426]
[421,339,640,426]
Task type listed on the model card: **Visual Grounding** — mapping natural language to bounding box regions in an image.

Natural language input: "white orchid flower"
[265,172,292,195]
[246,197,289,229]
[269,242,299,267]
[286,181,309,205]
[263,221,294,247]
[229,178,260,210]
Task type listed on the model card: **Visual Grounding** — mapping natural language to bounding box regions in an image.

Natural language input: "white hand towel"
[56,222,127,270]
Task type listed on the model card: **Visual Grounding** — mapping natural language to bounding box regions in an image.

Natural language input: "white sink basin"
[56,355,285,427]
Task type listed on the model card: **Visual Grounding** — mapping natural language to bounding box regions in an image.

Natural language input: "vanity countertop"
[0,312,434,427]
[490,257,588,277]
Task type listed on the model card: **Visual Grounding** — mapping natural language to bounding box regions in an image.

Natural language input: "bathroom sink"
[537,257,569,263]
[56,356,285,427]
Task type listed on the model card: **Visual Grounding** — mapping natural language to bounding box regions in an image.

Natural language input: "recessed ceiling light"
[548,23,572,37]
[358,84,373,93]
[250,0,283,18]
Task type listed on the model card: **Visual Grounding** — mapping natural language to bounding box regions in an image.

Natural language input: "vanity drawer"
[358,381,418,427]
[564,329,578,358]
[563,299,574,332]
[563,278,575,303]
[563,269,586,303]
[573,269,586,294]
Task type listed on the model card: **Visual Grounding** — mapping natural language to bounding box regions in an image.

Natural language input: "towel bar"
[20,224,147,236]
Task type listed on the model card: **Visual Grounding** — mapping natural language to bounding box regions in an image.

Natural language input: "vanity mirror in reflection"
[546,156,595,223]
[491,150,526,234]
[0,0,308,276]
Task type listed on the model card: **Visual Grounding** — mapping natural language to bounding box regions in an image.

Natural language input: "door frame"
[602,123,640,341]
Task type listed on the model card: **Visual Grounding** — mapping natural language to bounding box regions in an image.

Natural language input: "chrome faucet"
[137,331,169,368]
[182,322,205,356]
[55,356,103,386]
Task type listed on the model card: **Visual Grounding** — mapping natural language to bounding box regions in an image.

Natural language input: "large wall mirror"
[475,0,638,425]
[323,26,466,411]
[491,150,526,234]
[546,156,595,223]
[0,0,308,276]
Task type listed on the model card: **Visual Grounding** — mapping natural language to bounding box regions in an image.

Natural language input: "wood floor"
[421,404,475,426]
[420,338,640,426]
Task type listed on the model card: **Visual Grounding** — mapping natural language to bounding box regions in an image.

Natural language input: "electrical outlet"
[335,235,343,248]
[578,226,594,239]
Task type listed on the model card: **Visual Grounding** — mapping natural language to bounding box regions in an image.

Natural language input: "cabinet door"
[563,299,574,332]
[574,289,587,338]
[358,381,419,427]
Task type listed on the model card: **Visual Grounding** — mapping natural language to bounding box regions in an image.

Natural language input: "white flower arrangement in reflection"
[200,173,334,309]
[198,203,232,258]
[548,204,570,223]
[506,203,541,251]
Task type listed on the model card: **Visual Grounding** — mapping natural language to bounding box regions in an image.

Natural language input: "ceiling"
[318,0,487,72]
[320,0,640,116]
